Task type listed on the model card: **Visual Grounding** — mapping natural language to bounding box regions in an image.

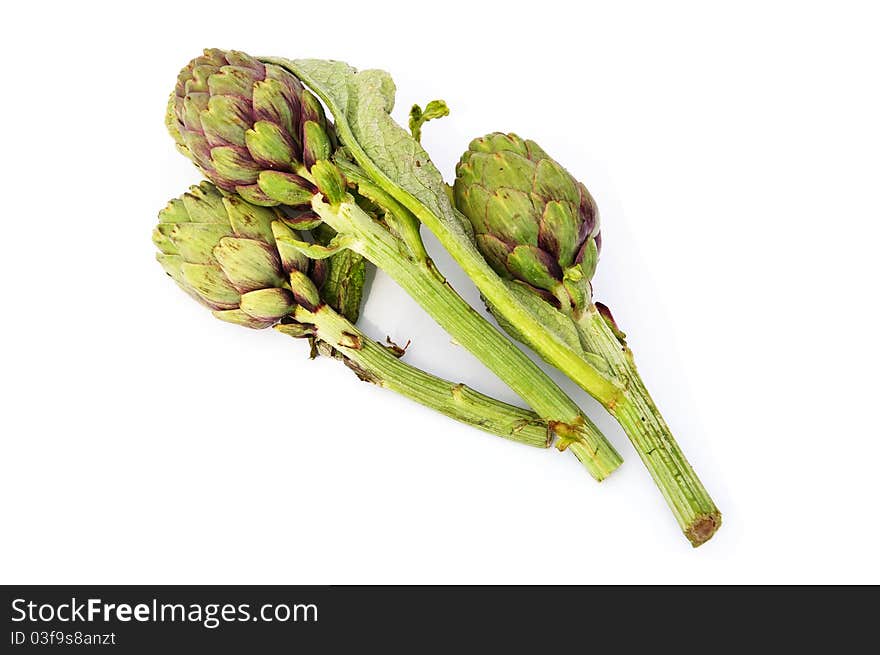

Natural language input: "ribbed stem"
[312,197,623,480]
[578,305,721,546]
[288,305,551,447]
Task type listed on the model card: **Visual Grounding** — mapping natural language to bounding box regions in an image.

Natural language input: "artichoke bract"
[153,181,324,330]
[455,133,721,546]
[454,133,600,312]
[166,49,331,207]
[153,181,551,448]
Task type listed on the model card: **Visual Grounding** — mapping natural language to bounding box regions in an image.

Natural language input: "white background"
[2,1,878,584]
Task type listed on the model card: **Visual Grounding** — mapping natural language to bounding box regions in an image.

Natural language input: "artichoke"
[153,181,327,330]
[166,49,332,208]
[453,133,600,312]
[154,181,554,448]
[454,133,720,546]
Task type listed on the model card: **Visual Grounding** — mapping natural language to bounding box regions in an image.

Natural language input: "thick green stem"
[312,196,623,480]
[286,305,551,448]
[578,305,721,546]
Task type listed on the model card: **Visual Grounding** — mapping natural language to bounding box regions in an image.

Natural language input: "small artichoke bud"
[167,49,335,210]
[453,133,601,312]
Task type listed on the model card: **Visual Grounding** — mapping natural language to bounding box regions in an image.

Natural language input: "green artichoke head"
[153,181,327,329]
[166,49,334,208]
[453,133,601,312]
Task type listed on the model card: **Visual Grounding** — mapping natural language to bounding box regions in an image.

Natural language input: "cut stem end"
[686,512,722,547]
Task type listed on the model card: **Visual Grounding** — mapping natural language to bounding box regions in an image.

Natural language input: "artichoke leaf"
[409,99,449,143]
[488,280,586,358]
[314,224,367,324]
[273,230,357,260]
[261,57,474,239]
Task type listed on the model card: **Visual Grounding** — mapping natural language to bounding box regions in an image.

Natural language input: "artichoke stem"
[310,195,623,481]
[578,306,721,546]
[291,304,551,447]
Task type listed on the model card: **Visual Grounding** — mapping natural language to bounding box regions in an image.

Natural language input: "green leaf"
[409,99,449,143]
[486,280,586,358]
[314,224,366,323]
[273,229,356,260]
[262,58,472,239]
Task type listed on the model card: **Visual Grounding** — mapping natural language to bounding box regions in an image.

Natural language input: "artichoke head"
[453,133,601,312]
[166,49,333,208]
[153,181,328,329]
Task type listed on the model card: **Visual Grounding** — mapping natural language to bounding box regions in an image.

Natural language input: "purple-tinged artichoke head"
[165,49,333,208]
[453,133,601,312]
[153,181,326,329]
